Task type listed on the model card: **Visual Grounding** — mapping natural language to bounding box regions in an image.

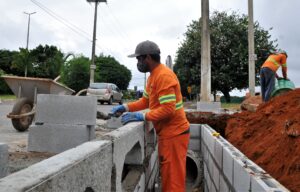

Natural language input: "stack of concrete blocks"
[0,143,8,179]
[102,120,159,192]
[201,124,290,192]
[28,94,97,153]
[0,141,112,191]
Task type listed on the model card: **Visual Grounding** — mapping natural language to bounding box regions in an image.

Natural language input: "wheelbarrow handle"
[7,109,36,119]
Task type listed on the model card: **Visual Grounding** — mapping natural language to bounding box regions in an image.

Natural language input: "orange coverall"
[261,53,287,74]
[127,63,190,192]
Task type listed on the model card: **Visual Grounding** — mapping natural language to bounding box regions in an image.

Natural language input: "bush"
[0,70,12,94]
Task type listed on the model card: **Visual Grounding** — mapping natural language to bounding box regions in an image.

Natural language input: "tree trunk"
[222,91,231,103]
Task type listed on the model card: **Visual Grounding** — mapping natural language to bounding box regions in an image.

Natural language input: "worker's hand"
[121,112,144,125]
[111,105,127,117]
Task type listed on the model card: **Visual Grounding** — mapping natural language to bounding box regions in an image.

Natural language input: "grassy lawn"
[221,102,241,110]
[0,94,16,100]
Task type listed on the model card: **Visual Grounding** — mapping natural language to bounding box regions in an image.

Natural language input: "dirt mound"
[225,89,300,192]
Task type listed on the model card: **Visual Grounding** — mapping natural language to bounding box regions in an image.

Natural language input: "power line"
[30,0,92,42]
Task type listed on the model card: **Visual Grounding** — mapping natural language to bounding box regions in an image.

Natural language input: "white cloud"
[0,0,299,93]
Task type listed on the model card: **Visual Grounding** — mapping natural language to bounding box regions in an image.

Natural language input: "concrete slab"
[197,101,221,112]
[0,141,112,192]
[35,94,97,125]
[28,124,95,153]
[103,122,145,192]
[0,143,8,178]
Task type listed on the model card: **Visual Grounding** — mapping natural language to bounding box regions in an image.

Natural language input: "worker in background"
[260,50,288,102]
[111,40,190,192]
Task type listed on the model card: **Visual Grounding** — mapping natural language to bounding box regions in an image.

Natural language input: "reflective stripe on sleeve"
[159,94,176,104]
[175,100,183,110]
[143,90,149,99]
[282,63,287,67]
[267,57,280,67]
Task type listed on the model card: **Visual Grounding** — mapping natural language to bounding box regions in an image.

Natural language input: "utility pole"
[87,0,107,84]
[248,0,256,96]
[200,0,211,102]
[24,11,36,77]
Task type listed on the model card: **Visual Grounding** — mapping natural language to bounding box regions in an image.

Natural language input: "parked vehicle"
[87,83,123,105]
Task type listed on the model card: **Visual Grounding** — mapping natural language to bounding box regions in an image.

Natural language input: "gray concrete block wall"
[0,143,8,178]
[200,124,290,192]
[29,94,97,153]
[0,141,112,192]
[35,94,97,125]
[28,124,95,153]
[0,121,159,192]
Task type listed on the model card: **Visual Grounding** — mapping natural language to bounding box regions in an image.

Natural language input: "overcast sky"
[1,0,299,95]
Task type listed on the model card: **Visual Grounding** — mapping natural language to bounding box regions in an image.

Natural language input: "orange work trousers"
[158,132,190,192]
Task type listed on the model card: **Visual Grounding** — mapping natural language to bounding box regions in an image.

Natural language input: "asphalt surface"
[0,99,117,150]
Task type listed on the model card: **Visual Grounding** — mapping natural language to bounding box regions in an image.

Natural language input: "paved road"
[0,100,118,149]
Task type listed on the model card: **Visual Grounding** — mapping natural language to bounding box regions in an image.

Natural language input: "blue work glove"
[111,105,126,117]
[121,112,144,125]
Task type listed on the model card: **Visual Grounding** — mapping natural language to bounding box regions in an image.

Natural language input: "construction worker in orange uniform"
[260,50,288,102]
[111,40,190,191]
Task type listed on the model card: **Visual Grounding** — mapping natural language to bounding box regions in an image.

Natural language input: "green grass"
[221,102,241,110]
[0,94,16,100]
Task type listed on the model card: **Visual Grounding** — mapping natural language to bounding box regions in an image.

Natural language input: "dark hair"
[149,54,160,63]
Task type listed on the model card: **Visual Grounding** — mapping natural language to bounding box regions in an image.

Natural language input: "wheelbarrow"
[2,75,75,132]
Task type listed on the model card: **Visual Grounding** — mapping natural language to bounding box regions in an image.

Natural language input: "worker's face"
[136,55,150,73]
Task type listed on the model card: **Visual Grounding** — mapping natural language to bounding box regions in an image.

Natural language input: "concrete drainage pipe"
[186,150,202,189]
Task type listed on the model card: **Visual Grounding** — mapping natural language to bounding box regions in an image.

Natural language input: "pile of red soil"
[226,89,300,192]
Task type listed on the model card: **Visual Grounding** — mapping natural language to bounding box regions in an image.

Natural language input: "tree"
[61,55,90,93]
[0,49,18,74]
[174,11,277,102]
[29,45,64,79]
[94,54,132,90]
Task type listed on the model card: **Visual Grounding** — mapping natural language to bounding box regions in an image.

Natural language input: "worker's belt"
[179,128,190,135]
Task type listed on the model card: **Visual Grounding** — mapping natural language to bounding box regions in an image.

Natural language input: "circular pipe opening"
[84,187,95,192]
[186,156,198,185]
[186,150,202,189]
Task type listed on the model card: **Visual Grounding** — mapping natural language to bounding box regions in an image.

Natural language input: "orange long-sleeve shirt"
[127,64,189,139]
[262,53,287,75]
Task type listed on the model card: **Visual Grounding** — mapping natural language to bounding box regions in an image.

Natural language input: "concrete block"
[190,124,201,137]
[0,141,113,192]
[233,158,251,191]
[213,138,223,170]
[28,124,95,153]
[219,174,230,192]
[103,122,145,192]
[197,101,221,112]
[222,147,234,184]
[211,160,220,191]
[251,176,289,192]
[0,143,8,178]
[35,94,97,125]
[188,137,201,152]
[145,148,159,192]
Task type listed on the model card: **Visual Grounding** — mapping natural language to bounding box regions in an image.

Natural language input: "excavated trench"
[186,88,300,192]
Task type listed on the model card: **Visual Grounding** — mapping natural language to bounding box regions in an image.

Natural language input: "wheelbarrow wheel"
[11,98,34,132]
